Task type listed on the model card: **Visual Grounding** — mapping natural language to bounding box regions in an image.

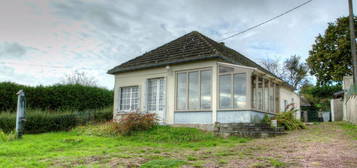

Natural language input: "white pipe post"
[15,90,26,139]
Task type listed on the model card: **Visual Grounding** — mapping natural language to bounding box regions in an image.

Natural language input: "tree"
[284,55,309,89]
[260,58,285,79]
[307,16,356,85]
[260,55,308,90]
[61,71,97,87]
[300,84,342,111]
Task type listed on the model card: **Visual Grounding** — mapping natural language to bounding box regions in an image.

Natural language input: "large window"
[120,86,139,111]
[176,69,212,110]
[251,76,277,113]
[219,65,247,109]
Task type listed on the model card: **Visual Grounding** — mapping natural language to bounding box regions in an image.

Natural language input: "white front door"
[147,78,165,121]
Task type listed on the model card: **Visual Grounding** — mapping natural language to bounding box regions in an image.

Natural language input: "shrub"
[0,82,113,112]
[262,114,271,125]
[116,112,158,135]
[273,109,306,130]
[0,109,113,133]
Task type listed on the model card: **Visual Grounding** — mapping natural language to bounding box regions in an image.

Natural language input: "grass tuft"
[0,130,16,143]
[337,122,357,140]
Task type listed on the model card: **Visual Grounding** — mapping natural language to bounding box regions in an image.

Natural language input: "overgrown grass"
[337,121,357,140]
[75,123,245,146]
[141,159,186,168]
[0,130,16,143]
[0,123,250,167]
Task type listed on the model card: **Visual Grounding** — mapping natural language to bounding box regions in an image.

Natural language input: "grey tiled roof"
[107,31,276,78]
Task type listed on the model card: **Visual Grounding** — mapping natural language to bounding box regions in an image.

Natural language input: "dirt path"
[222,123,357,168]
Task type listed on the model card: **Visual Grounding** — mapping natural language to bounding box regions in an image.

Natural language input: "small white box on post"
[16,90,26,139]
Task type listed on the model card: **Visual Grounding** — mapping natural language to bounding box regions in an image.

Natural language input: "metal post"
[348,0,357,84]
[15,90,26,139]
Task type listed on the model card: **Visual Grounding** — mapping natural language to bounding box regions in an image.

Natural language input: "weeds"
[273,109,306,130]
[0,130,16,143]
[337,122,357,140]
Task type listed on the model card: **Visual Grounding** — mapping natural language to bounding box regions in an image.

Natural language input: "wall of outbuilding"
[279,87,301,120]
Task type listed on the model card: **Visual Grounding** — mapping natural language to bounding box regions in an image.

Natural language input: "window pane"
[219,74,232,109]
[234,73,247,108]
[120,87,130,110]
[257,77,263,110]
[188,71,199,109]
[177,73,187,110]
[120,86,138,111]
[269,82,275,113]
[200,70,212,109]
[219,66,234,73]
[264,80,269,112]
[252,76,257,109]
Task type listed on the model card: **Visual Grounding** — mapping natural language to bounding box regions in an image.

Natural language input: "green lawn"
[1,122,357,168]
[0,125,248,168]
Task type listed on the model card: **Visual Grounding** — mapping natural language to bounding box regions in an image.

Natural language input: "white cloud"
[0,0,349,88]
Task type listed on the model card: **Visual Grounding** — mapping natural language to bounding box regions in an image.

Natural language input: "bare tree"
[260,58,285,79]
[260,56,309,90]
[61,71,97,87]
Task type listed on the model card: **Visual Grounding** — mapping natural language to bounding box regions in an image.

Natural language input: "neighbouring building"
[343,76,357,124]
[330,91,344,122]
[108,31,301,125]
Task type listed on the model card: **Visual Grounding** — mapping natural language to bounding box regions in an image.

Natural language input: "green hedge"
[0,110,113,134]
[0,82,113,112]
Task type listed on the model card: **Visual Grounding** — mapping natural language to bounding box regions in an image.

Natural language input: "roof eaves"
[107,54,223,74]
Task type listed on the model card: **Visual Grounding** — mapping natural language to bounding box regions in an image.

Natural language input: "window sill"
[175,110,212,112]
[217,108,277,115]
[117,110,139,113]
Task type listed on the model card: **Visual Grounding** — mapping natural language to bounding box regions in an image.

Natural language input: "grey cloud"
[0,42,27,59]
[0,0,348,88]
[52,0,130,33]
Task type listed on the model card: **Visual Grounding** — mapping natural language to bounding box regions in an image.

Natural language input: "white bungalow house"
[108,31,300,125]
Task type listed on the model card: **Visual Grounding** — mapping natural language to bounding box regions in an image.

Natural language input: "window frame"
[251,74,278,113]
[119,85,140,112]
[175,67,213,111]
[218,65,248,110]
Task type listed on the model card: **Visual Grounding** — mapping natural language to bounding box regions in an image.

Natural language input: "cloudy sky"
[0,0,350,89]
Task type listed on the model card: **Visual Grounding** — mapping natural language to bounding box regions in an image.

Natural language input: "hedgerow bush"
[0,82,113,112]
[0,108,113,133]
[273,109,306,130]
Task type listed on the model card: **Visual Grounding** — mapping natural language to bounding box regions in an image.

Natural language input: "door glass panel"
[148,79,157,111]
[159,79,164,111]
